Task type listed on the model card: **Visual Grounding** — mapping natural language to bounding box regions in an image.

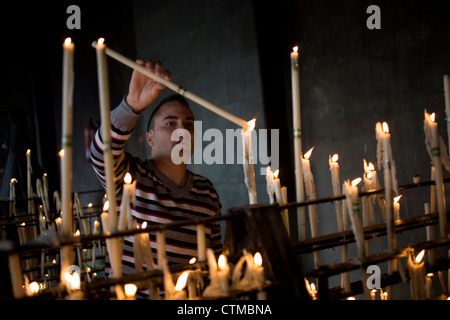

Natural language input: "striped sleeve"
[90,98,143,193]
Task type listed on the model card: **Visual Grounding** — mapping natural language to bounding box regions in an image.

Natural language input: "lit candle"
[42,173,50,218]
[26,149,33,215]
[265,166,275,204]
[242,119,257,204]
[408,249,426,300]
[94,38,118,233]
[371,289,377,300]
[426,273,434,299]
[302,147,320,268]
[118,172,136,231]
[343,178,366,261]
[364,160,386,222]
[9,178,17,218]
[92,220,100,267]
[424,111,447,238]
[100,201,124,299]
[290,45,306,242]
[217,254,230,293]
[376,122,398,276]
[60,37,75,286]
[124,283,138,300]
[253,252,267,300]
[174,271,190,300]
[329,154,343,231]
[393,195,403,221]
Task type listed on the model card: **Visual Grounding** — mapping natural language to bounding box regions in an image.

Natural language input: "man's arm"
[90,60,171,192]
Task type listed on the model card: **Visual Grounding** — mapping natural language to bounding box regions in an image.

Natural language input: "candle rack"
[0,178,449,300]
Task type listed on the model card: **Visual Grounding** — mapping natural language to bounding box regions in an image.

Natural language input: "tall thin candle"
[60,37,74,285]
[290,45,306,241]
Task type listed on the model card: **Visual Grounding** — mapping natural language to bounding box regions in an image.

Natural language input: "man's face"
[146,101,195,161]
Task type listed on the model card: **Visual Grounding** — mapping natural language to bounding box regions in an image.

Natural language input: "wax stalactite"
[242,118,257,204]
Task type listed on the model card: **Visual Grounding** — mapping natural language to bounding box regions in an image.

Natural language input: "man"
[90,60,223,291]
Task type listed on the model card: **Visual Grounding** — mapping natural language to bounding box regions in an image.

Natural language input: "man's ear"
[146,130,155,147]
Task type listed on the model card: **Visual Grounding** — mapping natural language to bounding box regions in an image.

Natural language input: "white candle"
[94,38,119,233]
[302,147,320,268]
[376,122,398,271]
[425,112,448,238]
[425,273,434,299]
[91,42,247,128]
[197,224,206,262]
[364,160,386,222]
[8,254,25,299]
[26,149,33,214]
[265,166,275,204]
[174,271,190,300]
[217,254,230,293]
[343,178,366,260]
[9,178,17,218]
[253,252,267,300]
[393,195,402,221]
[242,119,257,204]
[408,249,426,300]
[329,154,343,231]
[290,46,306,242]
[444,75,450,155]
[118,172,136,231]
[60,37,75,286]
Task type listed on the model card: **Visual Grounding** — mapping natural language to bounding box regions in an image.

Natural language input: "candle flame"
[74,229,80,237]
[29,281,40,295]
[94,220,99,227]
[254,252,263,267]
[426,273,433,278]
[382,122,389,133]
[26,149,31,155]
[246,119,256,132]
[124,172,132,184]
[10,178,17,184]
[331,154,339,162]
[97,37,105,46]
[58,149,65,157]
[347,296,356,300]
[189,257,197,264]
[368,162,375,171]
[394,195,403,204]
[351,177,362,187]
[304,147,315,160]
[64,37,72,46]
[371,289,377,293]
[88,203,93,208]
[431,112,436,122]
[273,170,280,179]
[175,271,190,291]
[124,283,137,298]
[366,172,373,180]
[310,282,316,291]
[141,221,147,229]
[218,254,227,270]
[103,200,110,212]
[415,249,425,264]
[55,217,61,225]
[293,46,299,53]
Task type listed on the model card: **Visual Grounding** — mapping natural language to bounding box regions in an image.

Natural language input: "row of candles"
[7,37,450,299]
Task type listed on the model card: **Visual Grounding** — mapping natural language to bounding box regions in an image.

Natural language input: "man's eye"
[185,122,194,128]
[165,121,175,126]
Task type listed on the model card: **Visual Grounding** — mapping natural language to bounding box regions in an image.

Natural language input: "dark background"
[1,0,450,298]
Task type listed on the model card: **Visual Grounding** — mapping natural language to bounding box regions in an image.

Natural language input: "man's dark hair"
[146,94,191,131]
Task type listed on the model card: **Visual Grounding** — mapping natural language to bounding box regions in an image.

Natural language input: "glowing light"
[331,154,339,162]
[141,221,147,229]
[254,252,262,267]
[97,38,105,46]
[58,149,65,157]
[124,172,132,184]
[189,257,197,264]
[368,162,375,171]
[394,195,403,204]
[124,283,138,298]
[382,122,389,133]
[29,281,40,295]
[415,249,426,264]
[64,37,72,46]
[103,201,109,212]
[431,112,436,122]
[175,271,190,292]
[351,177,362,187]
[246,119,256,132]
[273,170,280,179]
[304,147,315,160]
[293,46,299,53]
[218,254,227,270]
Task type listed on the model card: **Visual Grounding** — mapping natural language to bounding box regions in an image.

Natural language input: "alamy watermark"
[170,121,279,175]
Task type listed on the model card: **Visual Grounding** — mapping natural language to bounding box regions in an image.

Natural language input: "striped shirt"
[90,98,223,280]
